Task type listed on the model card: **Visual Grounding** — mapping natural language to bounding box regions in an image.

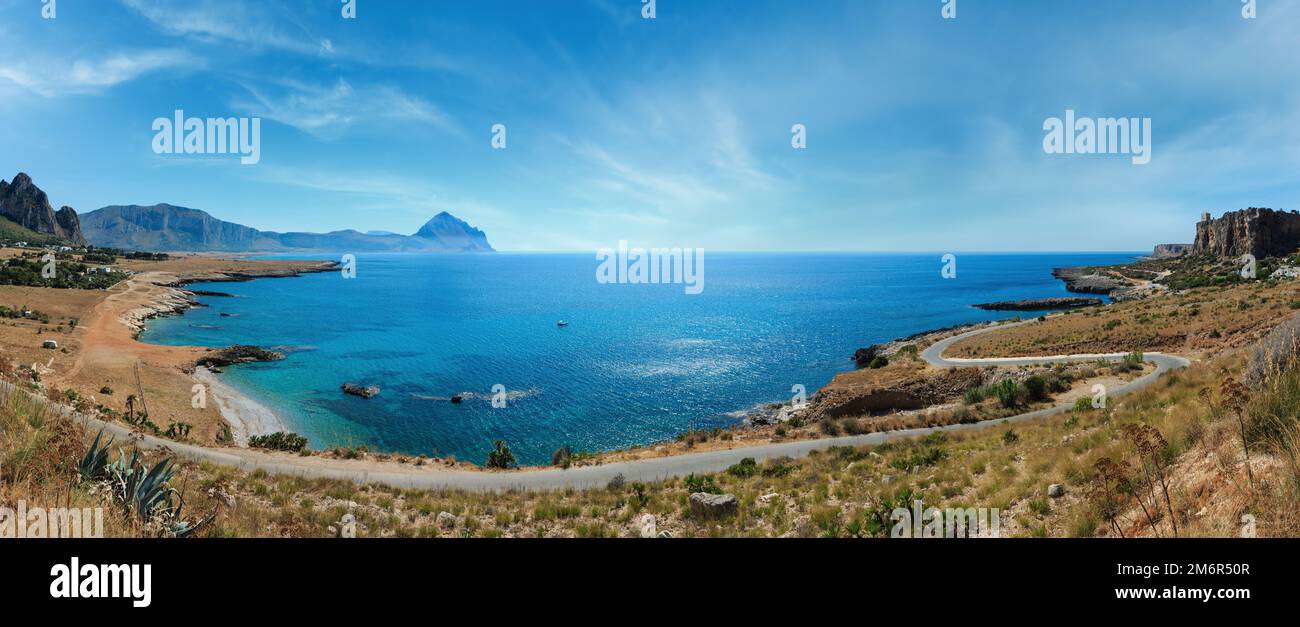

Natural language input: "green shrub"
[991,379,1024,409]
[248,431,308,452]
[485,440,516,469]
[551,446,573,468]
[727,457,758,478]
[684,473,722,494]
[1024,376,1049,402]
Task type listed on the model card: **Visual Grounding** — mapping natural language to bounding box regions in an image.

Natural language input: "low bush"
[248,431,308,452]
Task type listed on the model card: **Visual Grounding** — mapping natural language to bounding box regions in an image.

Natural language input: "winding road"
[48,322,1189,493]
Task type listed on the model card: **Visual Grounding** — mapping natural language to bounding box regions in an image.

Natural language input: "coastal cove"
[140,252,1138,465]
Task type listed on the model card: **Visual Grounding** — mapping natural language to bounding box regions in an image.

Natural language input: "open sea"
[139,252,1137,464]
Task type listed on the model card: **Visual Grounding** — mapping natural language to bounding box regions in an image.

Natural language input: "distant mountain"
[81,204,280,252]
[80,204,495,253]
[413,212,493,251]
[0,172,86,245]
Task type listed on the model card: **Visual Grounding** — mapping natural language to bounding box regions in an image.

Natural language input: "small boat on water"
[556,320,569,327]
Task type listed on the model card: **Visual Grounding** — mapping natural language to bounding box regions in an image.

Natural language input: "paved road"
[35,322,1189,492]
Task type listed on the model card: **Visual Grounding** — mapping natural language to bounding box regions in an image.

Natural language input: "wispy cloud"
[0,49,194,97]
[229,77,460,138]
[119,0,333,56]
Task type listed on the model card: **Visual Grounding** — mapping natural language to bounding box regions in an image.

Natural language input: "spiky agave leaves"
[112,450,216,537]
[108,449,176,518]
[78,429,114,482]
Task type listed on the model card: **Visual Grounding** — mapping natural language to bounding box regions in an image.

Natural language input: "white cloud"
[119,0,333,56]
[230,77,459,138]
[0,49,194,97]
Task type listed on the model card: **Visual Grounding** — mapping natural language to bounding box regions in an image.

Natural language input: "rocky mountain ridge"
[0,173,86,245]
[81,204,494,252]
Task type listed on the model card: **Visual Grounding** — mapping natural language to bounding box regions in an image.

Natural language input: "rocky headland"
[1051,266,1129,294]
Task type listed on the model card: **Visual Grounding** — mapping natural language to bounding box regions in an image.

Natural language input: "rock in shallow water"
[341,383,380,398]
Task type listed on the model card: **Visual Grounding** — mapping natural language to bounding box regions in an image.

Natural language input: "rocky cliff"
[1193,208,1300,258]
[82,204,282,252]
[1151,243,1191,258]
[0,173,87,245]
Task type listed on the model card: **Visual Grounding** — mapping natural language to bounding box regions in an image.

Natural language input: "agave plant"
[106,448,215,537]
[77,429,113,482]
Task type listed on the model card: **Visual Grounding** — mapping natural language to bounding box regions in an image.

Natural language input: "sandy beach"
[192,367,289,444]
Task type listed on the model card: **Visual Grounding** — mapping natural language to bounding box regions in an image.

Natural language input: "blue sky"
[0,0,1296,251]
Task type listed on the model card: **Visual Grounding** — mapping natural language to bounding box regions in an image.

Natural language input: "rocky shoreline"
[127,262,338,338]
[973,297,1102,311]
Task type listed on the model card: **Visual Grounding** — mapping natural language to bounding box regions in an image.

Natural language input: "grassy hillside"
[0,215,64,247]
[4,336,1299,537]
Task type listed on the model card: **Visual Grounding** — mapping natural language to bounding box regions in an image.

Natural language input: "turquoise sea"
[140,252,1137,464]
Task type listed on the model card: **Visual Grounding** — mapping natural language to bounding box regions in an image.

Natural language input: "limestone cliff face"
[1151,243,1190,258]
[0,173,87,245]
[1193,208,1300,258]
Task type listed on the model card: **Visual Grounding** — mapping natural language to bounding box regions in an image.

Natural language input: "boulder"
[689,492,738,518]
[638,514,657,538]
[1048,484,1065,498]
[436,511,457,529]
[341,383,380,398]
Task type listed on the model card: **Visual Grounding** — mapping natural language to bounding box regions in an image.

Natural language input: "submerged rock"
[341,383,380,398]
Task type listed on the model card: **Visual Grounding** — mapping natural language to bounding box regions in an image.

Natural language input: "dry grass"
[950,281,1300,359]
